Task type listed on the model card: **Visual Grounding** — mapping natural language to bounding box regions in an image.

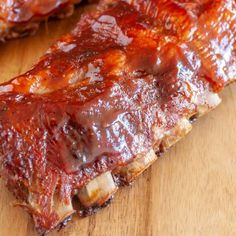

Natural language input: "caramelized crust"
[0,0,235,234]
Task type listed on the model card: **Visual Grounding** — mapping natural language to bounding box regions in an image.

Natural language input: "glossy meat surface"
[0,0,235,234]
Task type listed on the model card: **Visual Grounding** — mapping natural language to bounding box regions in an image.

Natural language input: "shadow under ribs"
[0,0,235,234]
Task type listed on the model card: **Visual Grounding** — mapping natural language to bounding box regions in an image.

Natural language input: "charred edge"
[113,173,133,187]
[78,197,113,217]
[57,215,73,231]
[189,114,198,123]
[156,144,165,157]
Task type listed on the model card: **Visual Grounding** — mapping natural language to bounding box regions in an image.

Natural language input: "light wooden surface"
[1,6,236,236]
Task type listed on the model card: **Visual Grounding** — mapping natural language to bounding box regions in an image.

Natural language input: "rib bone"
[116,149,157,183]
[27,191,75,231]
[161,118,192,150]
[116,119,192,184]
[52,194,75,222]
[197,92,221,117]
[77,172,117,208]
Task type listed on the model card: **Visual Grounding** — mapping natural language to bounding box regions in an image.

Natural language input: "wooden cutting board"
[1,6,236,236]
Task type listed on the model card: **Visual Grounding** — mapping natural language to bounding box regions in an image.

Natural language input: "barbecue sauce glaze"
[0,0,235,233]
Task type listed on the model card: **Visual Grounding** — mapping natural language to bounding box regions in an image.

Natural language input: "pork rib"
[0,0,235,234]
[0,0,81,41]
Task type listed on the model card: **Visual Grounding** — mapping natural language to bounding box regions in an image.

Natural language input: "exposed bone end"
[77,172,117,208]
[197,92,221,117]
[116,149,157,184]
[161,118,192,150]
[191,91,221,118]
[27,191,75,233]
[52,194,75,223]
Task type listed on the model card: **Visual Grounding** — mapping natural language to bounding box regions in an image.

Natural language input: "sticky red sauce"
[0,0,235,232]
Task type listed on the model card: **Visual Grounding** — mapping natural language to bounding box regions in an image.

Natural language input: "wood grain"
[0,6,236,236]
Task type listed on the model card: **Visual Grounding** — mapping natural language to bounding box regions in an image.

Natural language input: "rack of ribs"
[0,0,81,41]
[0,0,235,234]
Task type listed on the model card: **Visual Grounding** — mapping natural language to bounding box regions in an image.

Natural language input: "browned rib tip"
[197,92,221,117]
[161,118,192,150]
[52,193,75,221]
[77,172,118,208]
[28,192,75,229]
[116,149,157,184]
